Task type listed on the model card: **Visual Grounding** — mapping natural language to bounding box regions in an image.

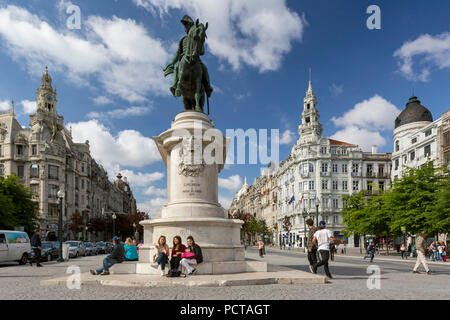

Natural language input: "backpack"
[166,269,186,278]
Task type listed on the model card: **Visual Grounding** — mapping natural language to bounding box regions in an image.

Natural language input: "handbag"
[182,252,195,259]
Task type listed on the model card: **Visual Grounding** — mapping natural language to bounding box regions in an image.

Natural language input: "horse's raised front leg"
[194,71,203,113]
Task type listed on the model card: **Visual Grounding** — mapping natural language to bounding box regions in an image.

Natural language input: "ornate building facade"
[0,68,136,240]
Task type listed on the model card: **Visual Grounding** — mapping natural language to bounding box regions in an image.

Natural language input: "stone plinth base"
[135,260,267,275]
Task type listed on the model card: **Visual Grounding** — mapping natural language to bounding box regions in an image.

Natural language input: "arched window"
[395,140,400,152]
[30,164,39,178]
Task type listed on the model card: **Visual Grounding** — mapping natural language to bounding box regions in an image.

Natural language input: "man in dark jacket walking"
[30,230,43,267]
[306,218,318,273]
[90,236,124,276]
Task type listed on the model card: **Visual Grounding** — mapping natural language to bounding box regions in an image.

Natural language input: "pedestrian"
[30,229,43,267]
[407,243,412,257]
[413,232,431,274]
[330,241,336,261]
[90,236,125,276]
[363,242,375,262]
[151,235,169,276]
[440,242,447,262]
[124,237,139,261]
[311,221,344,279]
[169,235,186,271]
[437,242,444,262]
[400,243,407,260]
[180,236,203,275]
[257,239,265,258]
[428,242,436,261]
[305,218,318,273]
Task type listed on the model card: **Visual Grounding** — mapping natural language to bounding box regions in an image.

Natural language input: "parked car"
[105,242,114,254]
[0,230,31,265]
[96,242,107,254]
[85,242,98,256]
[37,241,60,262]
[65,241,86,258]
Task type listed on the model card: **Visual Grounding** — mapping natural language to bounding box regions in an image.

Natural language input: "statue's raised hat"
[181,15,194,26]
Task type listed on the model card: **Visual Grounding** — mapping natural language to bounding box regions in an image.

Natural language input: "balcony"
[351,172,361,177]
[365,172,376,178]
[14,154,26,161]
[300,172,309,178]
[320,171,330,177]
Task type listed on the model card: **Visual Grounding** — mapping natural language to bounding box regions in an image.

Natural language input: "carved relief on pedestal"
[178,136,205,177]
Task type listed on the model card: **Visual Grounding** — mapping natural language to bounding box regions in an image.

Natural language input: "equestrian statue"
[163,15,213,114]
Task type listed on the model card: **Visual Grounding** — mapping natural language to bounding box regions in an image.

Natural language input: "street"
[0,248,448,300]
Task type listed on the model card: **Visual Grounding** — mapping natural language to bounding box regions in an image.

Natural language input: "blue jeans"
[96,257,119,274]
[156,252,168,270]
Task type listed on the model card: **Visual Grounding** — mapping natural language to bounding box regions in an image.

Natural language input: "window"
[75,177,79,190]
[410,152,415,161]
[0,145,2,157]
[0,164,4,176]
[82,163,85,173]
[48,204,58,217]
[332,164,338,173]
[353,181,359,191]
[324,215,329,223]
[48,185,59,198]
[395,140,400,152]
[322,180,328,190]
[31,184,39,195]
[403,155,407,164]
[378,165,385,177]
[395,159,399,170]
[30,164,39,178]
[321,147,327,154]
[332,199,339,209]
[342,148,347,155]
[48,165,59,180]
[352,164,359,173]
[303,181,308,191]
[342,181,348,190]
[367,164,373,176]
[424,145,431,157]
[411,138,417,144]
[333,215,339,224]
[81,179,85,190]
[309,181,315,190]
[75,193,79,206]
[342,164,348,173]
[17,165,24,178]
[379,181,385,192]
[32,144,37,156]
[367,181,373,193]
[321,163,328,173]
[332,181,338,190]
[17,145,23,155]
[425,129,432,137]
[309,163,314,173]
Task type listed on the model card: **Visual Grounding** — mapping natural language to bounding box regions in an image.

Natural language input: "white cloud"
[219,195,233,210]
[134,0,306,72]
[331,95,401,151]
[219,175,242,192]
[394,32,450,82]
[21,100,36,114]
[279,129,296,145]
[92,96,113,106]
[137,197,167,216]
[68,120,161,168]
[0,5,170,103]
[143,185,166,196]
[87,106,152,119]
[0,100,10,111]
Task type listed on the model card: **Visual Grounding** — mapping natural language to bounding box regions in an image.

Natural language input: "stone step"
[110,262,137,274]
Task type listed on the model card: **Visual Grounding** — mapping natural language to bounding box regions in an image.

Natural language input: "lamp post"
[57,190,64,262]
[85,226,89,242]
[112,213,117,237]
[315,198,320,227]
[133,222,136,238]
[302,207,309,252]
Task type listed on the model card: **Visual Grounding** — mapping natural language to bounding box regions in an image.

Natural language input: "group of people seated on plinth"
[90,235,203,277]
[152,235,203,276]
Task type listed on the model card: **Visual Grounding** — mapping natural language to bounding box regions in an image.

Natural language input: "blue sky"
[0,0,449,213]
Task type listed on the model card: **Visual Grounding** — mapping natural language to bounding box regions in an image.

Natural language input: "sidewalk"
[254,246,450,266]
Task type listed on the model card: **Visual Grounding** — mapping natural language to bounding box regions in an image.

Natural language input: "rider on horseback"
[164,15,213,99]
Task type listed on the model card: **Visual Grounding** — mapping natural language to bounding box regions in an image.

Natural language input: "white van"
[0,231,32,264]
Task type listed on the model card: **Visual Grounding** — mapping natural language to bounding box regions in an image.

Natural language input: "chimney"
[372,145,378,154]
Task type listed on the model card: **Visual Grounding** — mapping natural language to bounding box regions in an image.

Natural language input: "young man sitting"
[90,236,124,276]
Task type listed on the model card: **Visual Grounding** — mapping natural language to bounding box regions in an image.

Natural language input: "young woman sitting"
[169,236,186,271]
[180,236,203,275]
[151,235,169,276]
[124,237,139,261]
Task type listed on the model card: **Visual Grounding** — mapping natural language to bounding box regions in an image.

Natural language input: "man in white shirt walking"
[312,221,344,279]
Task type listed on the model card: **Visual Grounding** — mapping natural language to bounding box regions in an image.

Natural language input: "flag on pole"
[300,194,304,205]
[288,195,295,205]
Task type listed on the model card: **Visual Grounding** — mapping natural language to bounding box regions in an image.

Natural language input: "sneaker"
[160,270,165,276]
[412,270,420,274]
[151,263,158,269]
[426,270,431,275]
[36,264,43,267]
[309,266,314,274]
[326,274,333,279]
[90,269,98,275]
[188,268,197,275]
[100,271,110,276]
[312,266,317,274]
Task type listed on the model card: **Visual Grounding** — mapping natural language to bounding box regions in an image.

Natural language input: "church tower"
[36,67,58,117]
[298,80,323,144]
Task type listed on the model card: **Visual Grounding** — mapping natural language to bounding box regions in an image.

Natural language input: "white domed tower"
[298,80,323,145]
[37,66,58,116]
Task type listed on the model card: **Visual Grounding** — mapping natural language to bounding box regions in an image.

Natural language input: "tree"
[69,212,83,235]
[248,218,262,243]
[127,211,146,235]
[282,215,292,244]
[0,175,38,233]
[433,176,450,234]
[232,210,253,241]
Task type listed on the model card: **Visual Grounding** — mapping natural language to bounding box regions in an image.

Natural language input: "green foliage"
[342,161,449,238]
[0,175,38,233]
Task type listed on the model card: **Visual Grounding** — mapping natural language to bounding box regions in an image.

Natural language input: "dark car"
[105,242,114,254]
[32,241,59,262]
[85,242,98,256]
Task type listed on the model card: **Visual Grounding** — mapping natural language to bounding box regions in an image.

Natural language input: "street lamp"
[112,213,117,237]
[133,222,136,237]
[302,207,309,252]
[57,190,64,262]
[315,198,320,227]
[85,226,89,242]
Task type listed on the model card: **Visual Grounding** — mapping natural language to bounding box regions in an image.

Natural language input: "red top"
[171,244,186,257]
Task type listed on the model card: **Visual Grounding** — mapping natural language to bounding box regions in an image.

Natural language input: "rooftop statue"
[164,15,213,114]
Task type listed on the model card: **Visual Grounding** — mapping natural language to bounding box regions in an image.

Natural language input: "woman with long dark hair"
[180,236,203,275]
[170,235,186,270]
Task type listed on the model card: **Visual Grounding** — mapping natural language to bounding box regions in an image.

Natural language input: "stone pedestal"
[138,111,261,274]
